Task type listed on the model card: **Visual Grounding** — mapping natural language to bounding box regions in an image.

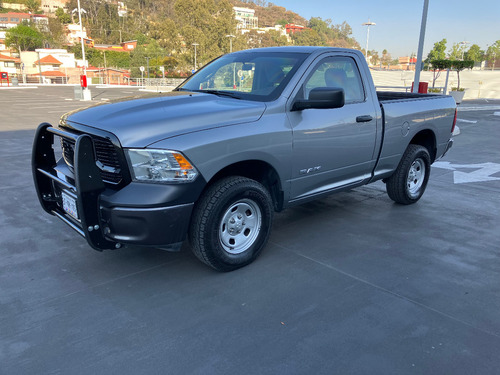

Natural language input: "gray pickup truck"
[33,46,456,271]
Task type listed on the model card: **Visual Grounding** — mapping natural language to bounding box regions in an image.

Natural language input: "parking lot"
[1,86,499,374]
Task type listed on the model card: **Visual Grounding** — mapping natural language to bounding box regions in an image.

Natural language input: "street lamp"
[192,43,199,72]
[73,1,87,78]
[412,0,429,94]
[226,34,235,53]
[362,19,376,61]
[145,56,150,79]
[460,41,469,60]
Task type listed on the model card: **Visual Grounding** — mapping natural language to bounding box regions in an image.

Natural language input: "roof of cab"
[231,46,352,54]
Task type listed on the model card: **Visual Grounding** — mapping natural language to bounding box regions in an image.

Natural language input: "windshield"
[177,52,308,102]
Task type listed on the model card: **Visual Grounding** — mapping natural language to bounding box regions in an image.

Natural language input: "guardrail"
[127,78,185,90]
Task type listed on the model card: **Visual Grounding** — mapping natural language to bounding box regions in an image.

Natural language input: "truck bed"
[377,91,442,102]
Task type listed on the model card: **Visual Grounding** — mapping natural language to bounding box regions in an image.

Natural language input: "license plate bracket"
[62,191,79,220]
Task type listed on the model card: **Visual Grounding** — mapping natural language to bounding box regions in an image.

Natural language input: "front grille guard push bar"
[32,123,119,251]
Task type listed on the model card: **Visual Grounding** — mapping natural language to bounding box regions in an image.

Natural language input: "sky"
[268,0,500,58]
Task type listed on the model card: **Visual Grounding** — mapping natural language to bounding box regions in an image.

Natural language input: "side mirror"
[292,87,345,111]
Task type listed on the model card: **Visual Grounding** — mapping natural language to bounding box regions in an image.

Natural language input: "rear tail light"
[451,108,457,134]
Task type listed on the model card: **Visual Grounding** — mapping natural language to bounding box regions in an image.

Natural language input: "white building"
[233,7,258,31]
[66,23,88,46]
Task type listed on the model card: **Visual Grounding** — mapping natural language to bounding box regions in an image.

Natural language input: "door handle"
[356,115,373,123]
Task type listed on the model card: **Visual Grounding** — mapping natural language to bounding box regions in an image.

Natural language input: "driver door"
[287,55,379,201]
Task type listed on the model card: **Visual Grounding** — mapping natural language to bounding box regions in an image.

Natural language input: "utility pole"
[36,51,42,84]
[103,50,107,84]
[76,0,87,78]
[226,34,235,53]
[412,0,429,94]
[73,0,90,99]
[460,41,469,60]
[145,56,150,79]
[192,43,199,71]
[362,19,376,61]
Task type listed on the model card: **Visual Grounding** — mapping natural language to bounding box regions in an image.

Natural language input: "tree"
[149,18,180,54]
[55,8,72,24]
[429,59,451,88]
[244,29,288,49]
[291,28,324,46]
[5,24,43,53]
[130,40,165,77]
[174,0,237,67]
[450,60,474,89]
[426,39,447,62]
[368,50,379,66]
[381,49,392,67]
[485,40,500,69]
[44,17,67,48]
[25,0,41,13]
[464,44,483,63]
[448,43,464,60]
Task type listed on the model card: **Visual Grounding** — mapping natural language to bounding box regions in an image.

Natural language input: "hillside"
[230,0,308,27]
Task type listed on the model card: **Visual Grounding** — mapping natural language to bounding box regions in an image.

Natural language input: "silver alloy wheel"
[219,198,262,254]
[406,158,426,198]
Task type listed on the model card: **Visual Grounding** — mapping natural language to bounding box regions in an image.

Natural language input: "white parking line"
[457,119,477,124]
[458,106,500,112]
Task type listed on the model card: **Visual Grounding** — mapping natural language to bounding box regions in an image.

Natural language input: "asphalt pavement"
[1,87,499,374]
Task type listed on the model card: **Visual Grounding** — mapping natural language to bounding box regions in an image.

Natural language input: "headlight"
[125,149,198,183]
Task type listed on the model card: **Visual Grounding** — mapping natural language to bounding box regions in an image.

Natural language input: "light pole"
[226,35,236,88]
[192,43,199,72]
[412,0,429,94]
[226,34,235,53]
[73,0,87,78]
[362,19,376,62]
[145,56,150,79]
[460,41,469,60]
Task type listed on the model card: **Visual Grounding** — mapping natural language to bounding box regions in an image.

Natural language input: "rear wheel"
[189,176,273,272]
[386,144,431,205]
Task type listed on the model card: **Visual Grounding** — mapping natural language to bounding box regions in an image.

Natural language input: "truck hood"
[62,91,266,148]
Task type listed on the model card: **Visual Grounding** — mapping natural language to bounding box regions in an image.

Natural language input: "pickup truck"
[32,46,456,271]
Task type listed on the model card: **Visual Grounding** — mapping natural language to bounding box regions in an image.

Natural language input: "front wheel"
[189,176,273,272]
[386,144,431,205]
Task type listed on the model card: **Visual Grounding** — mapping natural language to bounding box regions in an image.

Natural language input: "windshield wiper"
[193,89,242,99]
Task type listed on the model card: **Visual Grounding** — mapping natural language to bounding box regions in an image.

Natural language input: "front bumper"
[32,123,199,251]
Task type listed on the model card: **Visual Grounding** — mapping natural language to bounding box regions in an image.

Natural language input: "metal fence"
[127,78,185,90]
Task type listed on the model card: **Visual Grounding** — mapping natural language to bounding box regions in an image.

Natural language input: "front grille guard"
[32,123,119,251]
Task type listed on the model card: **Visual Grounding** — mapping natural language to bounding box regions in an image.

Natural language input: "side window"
[303,56,365,103]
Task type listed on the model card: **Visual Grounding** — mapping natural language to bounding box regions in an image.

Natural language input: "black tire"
[386,144,431,205]
[189,176,273,272]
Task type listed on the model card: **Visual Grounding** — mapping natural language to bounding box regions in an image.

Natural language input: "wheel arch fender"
[409,129,437,162]
[202,159,285,212]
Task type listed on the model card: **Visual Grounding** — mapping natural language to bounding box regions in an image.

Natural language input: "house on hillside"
[93,41,137,52]
[233,7,258,31]
[0,13,48,31]
[40,0,70,15]
[0,53,21,74]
